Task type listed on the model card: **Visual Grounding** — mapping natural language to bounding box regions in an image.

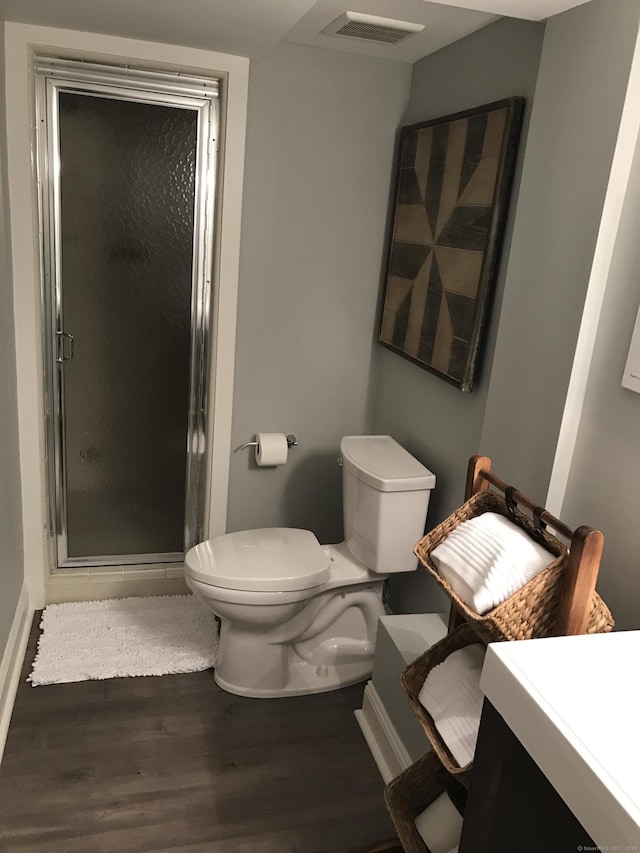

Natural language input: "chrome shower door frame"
[36,58,219,568]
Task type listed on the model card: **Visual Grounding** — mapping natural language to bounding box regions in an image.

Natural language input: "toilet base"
[213,655,372,698]
[200,571,385,699]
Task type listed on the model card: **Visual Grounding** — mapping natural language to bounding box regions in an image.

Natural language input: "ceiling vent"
[322,12,424,45]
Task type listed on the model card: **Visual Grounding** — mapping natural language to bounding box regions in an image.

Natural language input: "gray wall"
[561,134,640,632]
[370,18,545,612]
[0,17,25,657]
[479,0,640,503]
[224,5,640,622]
[226,43,412,542]
[373,1,640,614]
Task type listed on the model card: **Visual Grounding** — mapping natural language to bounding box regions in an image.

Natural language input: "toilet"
[185,435,436,698]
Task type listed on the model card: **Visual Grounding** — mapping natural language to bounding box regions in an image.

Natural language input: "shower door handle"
[56,331,75,363]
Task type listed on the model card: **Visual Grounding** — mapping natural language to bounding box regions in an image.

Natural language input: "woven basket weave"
[414,490,614,642]
[400,624,483,784]
[384,750,464,853]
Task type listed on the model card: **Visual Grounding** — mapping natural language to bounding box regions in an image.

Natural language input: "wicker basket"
[414,490,614,643]
[384,750,465,853]
[400,624,483,784]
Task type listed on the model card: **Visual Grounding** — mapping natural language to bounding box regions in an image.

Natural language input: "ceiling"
[0,0,594,62]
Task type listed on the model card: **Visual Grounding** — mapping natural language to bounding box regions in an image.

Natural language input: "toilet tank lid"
[185,528,330,592]
[340,435,436,492]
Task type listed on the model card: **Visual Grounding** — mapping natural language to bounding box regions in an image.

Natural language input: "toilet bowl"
[185,435,436,698]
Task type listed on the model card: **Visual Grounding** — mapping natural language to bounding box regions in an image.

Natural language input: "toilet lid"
[185,528,331,592]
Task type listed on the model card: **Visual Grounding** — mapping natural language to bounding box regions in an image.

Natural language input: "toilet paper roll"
[255,433,289,466]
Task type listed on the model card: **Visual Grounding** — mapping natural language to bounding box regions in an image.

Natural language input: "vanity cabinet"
[470,632,640,853]
[460,700,594,852]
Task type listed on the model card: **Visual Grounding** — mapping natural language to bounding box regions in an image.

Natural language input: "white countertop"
[480,631,640,849]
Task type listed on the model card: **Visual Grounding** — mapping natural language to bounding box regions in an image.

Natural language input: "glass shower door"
[48,86,208,566]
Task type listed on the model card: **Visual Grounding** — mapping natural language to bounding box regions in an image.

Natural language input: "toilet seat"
[186,575,324,606]
[185,527,330,592]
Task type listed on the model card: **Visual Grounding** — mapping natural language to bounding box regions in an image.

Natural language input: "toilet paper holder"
[236,433,298,453]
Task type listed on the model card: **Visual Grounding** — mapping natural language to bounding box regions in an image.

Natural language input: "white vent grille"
[323,12,424,46]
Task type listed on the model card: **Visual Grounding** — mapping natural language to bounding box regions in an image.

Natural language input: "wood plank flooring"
[0,614,394,852]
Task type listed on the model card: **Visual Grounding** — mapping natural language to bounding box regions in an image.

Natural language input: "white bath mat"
[29,595,219,686]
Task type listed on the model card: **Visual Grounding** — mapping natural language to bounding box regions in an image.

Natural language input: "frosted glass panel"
[59,92,197,559]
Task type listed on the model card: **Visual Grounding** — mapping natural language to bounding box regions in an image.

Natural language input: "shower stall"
[36,57,219,569]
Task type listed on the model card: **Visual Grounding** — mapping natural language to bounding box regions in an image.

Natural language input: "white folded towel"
[414,791,463,853]
[430,512,553,615]
[418,644,485,767]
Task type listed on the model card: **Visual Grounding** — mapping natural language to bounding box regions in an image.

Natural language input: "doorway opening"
[36,57,219,569]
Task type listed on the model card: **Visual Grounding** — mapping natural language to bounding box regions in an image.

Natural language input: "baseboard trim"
[0,583,33,764]
[355,681,413,784]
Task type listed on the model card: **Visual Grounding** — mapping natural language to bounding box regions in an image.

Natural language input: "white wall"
[226,43,412,543]
[560,130,640,631]
[0,17,25,655]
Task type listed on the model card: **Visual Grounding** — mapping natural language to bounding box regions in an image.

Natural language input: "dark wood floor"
[0,614,394,852]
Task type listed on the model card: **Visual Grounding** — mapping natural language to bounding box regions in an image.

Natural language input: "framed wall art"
[378,97,524,392]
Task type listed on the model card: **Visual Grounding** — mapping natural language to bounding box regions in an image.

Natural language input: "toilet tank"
[340,435,436,574]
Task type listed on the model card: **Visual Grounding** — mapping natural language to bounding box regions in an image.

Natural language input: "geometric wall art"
[378,98,525,391]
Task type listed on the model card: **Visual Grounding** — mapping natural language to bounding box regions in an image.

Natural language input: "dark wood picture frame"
[378,97,524,392]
